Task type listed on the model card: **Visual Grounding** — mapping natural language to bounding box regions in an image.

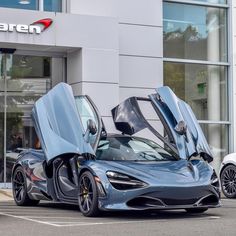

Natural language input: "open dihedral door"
[32,82,103,163]
[111,86,213,162]
[32,82,104,201]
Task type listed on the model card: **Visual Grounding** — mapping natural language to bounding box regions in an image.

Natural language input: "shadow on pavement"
[34,201,221,220]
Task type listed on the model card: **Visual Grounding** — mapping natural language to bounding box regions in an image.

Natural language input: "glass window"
[44,0,62,12]
[200,123,229,164]
[96,137,177,162]
[163,2,227,61]
[0,54,53,183]
[164,62,228,121]
[0,0,38,10]
[74,96,99,147]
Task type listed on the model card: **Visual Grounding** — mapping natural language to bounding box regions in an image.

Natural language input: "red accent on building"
[31,18,53,31]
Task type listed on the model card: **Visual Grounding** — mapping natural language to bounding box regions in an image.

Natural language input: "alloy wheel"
[13,169,25,203]
[12,166,40,206]
[221,165,236,198]
[78,171,99,217]
[79,175,94,213]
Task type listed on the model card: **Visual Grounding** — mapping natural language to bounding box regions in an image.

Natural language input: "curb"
[0,190,12,198]
[0,189,13,201]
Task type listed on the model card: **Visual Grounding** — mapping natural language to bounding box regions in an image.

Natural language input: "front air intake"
[127,197,165,209]
[198,194,219,206]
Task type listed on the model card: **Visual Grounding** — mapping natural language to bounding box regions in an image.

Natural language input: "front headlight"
[106,171,148,190]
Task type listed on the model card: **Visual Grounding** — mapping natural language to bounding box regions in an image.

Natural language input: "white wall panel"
[67,49,82,85]
[69,0,113,16]
[69,0,163,27]
[119,24,163,57]
[120,87,155,102]
[119,87,159,120]
[72,82,119,117]
[82,48,119,83]
[119,56,163,88]
[56,14,118,50]
[102,116,117,133]
[114,0,162,26]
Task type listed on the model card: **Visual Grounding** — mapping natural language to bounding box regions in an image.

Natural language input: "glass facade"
[163,1,229,171]
[0,55,52,183]
[0,0,38,10]
[163,2,227,61]
[44,0,62,12]
[200,123,229,161]
[164,62,228,121]
[0,0,62,12]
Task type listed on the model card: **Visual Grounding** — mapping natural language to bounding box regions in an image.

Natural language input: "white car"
[220,153,236,198]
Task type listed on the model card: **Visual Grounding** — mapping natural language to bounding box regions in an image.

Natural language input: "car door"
[111,86,213,162]
[32,82,104,163]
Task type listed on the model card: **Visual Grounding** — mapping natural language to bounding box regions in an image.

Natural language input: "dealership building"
[0,0,234,187]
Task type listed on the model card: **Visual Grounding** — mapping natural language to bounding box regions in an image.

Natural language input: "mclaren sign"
[0,18,53,34]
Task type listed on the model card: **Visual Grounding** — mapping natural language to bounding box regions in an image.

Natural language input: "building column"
[207,7,221,173]
[67,48,119,133]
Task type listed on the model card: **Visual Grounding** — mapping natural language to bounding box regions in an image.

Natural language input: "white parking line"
[0,212,59,227]
[0,211,221,227]
[19,216,81,219]
[221,199,236,202]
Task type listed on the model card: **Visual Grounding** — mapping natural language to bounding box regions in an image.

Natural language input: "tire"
[78,171,100,217]
[220,165,236,198]
[185,208,208,214]
[12,166,40,206]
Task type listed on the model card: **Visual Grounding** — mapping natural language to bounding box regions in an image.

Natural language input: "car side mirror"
[87,119,97,135]
[174,120,187,135]
[84,119,97,143]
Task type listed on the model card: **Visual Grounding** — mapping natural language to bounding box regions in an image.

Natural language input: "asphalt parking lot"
[0,199,235,236]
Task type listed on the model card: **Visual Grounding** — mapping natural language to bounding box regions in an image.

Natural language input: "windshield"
[96,136,178,162]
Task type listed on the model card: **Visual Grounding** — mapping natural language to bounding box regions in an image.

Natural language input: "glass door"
[0,54,53,186]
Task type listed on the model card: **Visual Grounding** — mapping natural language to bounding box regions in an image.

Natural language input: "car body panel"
[14,144,220,210]
[152,86,213,162]
[32,83,95,163]
[219,153,236,175]
[85,147,219,210]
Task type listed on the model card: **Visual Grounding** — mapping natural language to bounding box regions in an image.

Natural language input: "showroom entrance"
[0,51,65,187]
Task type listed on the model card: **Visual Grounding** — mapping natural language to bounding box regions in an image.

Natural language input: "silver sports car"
[12,83,220,217]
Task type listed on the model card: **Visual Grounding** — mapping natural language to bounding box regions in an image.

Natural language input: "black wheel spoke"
[16,187,22,200]
[82,198,87,210]
[88,197,92,206]
[14,179,22,185]
[86,198,90,210]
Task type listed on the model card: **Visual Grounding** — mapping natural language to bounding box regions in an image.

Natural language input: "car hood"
[112,86,213,162]
[32,83,94,163]
[94,159,212,185]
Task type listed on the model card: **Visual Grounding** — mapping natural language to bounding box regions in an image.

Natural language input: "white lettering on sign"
[0,23,8,32]
[29,25,41,34]
[0,19,52,34]
[0,23,41,34]
[16,24,28,33]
